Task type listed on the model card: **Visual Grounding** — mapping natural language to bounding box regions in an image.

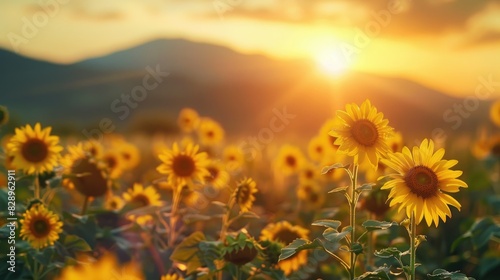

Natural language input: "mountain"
[0,38,493,142]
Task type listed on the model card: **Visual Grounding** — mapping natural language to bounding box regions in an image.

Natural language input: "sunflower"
[330,100,393,168]
[381,139,468,227]
[105,195,125,211]
[299,163,320,182]
[319,117,343,151]
[260,221,309,275]
[223,145,245,171]
[161,274,184,280]
[123,183,162,209]
[204,161,230,189]
[56,254,144,280]
[101,151,125,179]
[197,118,225,146]
[7,123,63,174]
[61,144,110,197]
[386,131,404,153]
[297,182,324,209]
[117,142,140,170]
[82,140,103,158]
[178,108,200,133]
[0,105,9,126]
[20,204,63,249]
[234,178,258,213]
[157,142,210,187]
[181,186,205,207]
[307,135,331,162]
[274,145,305,175]
[490,99,500,127]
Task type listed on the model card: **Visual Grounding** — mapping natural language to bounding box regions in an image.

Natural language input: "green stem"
[34,172,40,199]
[169,186,182,247]
[219,196,235,241]
[349,164,359,280]
[366,213,374,269]
[409,213,417,280]
[81,196,90,215]
[236,265,241,280]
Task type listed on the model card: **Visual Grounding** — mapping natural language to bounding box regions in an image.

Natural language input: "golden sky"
[1,0,499,97]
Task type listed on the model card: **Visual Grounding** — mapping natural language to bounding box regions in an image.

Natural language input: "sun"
[315,48,350,77]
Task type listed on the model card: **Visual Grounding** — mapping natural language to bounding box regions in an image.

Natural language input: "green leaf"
[198,241,222,272]
[362,220,397,232]
[351,242,363,255]
[321,163,349,174]
[323,226,352,243]
[356,183,375,193]
[452,217,500,251]
[62,234,92,252]
[170,232,206,274]
[279,238,322,261]
[374,247,402,259]
[427,269,475,280]
[355,265,391,280]
[31,247,55,266]
[312,219,342,230]
[328,186,349,193]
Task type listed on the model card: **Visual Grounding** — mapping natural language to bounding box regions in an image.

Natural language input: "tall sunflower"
[7,123,63,174]
[381,139,468,227]
[330,100,393,168]
[20,204,63,249]
[157,143,210,187]
[56,254,144,280]
[61,143,110,197]
[234,177,258,213]
[260,221,309,275]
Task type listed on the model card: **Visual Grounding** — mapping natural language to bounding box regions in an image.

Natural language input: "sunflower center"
[285,156,296,167]
[21,138,49,163]
[106,156,117,169]
[491,143,500,157]
[71,157,108,197]
[315,146,323,153]
[172,155,196,177]
[131,194,150,208]
[351,120,379,147]
[404,165,439,198]
[273,229,300,245]
[237,185,251,204]
[310,193,319,203]
[304,170,314,179]
[205,167,219,182]
[31,219,50,238]
[123,152,131,160]
[206,130,215,138]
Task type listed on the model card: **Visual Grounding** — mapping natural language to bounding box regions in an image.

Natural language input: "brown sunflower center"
[304,170,314,179]
[315,146,323,153]
[351,119,379,147]
[123,152,131,160]
[391,143,400,153]
[310,193,319,203]
[237,185,251,204]
[172,155,196,177]
[205,166,219,182]
[206,130,215,138]
[31,218,50,238]
[404,165,439,198]
[491,143,500,157]
[285,155,297,167]
[21,138,49,163]
[71,157,108,197]
[131,194,150,207]
[89,147,98,157]
[105,156,118,169]
[273,229,300,245]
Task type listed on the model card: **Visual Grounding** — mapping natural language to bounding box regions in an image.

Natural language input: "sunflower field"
[0,99,499,280]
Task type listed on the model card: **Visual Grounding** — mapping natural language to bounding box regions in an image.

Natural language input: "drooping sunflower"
[274,145,305,175]
[178,107,200,133]
[197,118,225,146]
[222,145,245,171]
[20,204,63,249]
[123,183,162,209]
[381,139,468,227]
[260,221,309,275]
[490,99,500,127]
[56,253,144,280]
[204,161,230,189]
[7,123,63,174]
[157,143,210,187]
[330,100,393,168]
[61,144,110,197]
[161,274,184,280]
[234,177,258,213]
[0,105,9,126]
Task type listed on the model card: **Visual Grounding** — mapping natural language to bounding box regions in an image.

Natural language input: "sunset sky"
[1,0,499,97]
